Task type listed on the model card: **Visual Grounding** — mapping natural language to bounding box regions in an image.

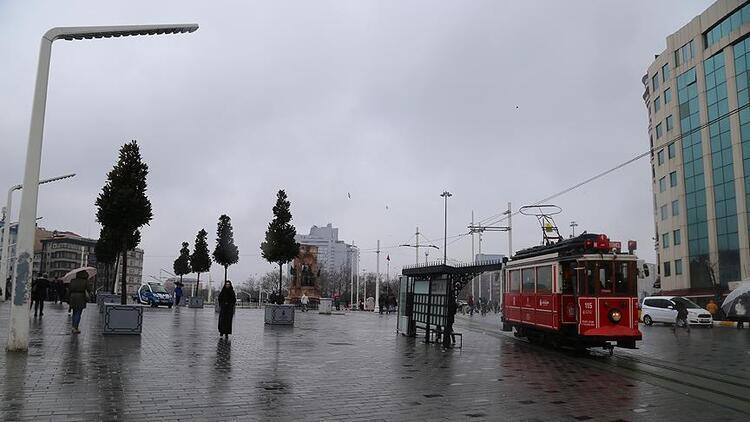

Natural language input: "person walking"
[55,279,64,304]
[69,270,91,334]
[174,283,183,307]
[378,293,386,315]
[673,299,690,333]
[467,295,475,316]
[706,299,719,319]
[300,292,309,312]
[30,273,50,317]
[218,280,236,339]
[443,291,458,349]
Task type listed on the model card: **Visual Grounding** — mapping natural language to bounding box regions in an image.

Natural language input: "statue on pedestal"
[288,245,321,305]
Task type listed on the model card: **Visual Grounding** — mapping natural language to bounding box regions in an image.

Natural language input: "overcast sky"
[0,0,714,285]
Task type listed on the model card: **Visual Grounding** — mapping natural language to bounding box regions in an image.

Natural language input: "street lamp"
[440,191,452,265]
[1,173,75,302]
[7,24,198,352]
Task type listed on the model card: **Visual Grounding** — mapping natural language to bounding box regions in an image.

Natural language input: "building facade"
[296,224,358,276]
[39,231,144,294]
[645,0,750,295]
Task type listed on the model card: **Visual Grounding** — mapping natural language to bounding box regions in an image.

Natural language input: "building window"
[668,143,676,159]
[665,87,672,104]
[652,73,659,91]
[674,229,681,245]
[666,115,674,131]
[656,122,663,139]
[675,259,683,275]
[704,3,750,48]
[670,171,678,187]
[662,233,670,248]
[664,261,671,277]
[658,149,665,165]
[659,177,666,192]
[661,204,668,220]
[675,40,694,67]
[662,63,670,82]
[672,200,680,216]
[654,97,661,113]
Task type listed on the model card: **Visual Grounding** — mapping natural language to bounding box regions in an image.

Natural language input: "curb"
[712,320,741,327]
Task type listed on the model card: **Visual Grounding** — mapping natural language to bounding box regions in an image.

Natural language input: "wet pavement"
[0,302,748,421]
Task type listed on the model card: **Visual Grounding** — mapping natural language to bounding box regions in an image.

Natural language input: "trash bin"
[319,298,332,315]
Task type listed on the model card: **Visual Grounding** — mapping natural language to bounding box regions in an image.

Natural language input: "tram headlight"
[608,309,622,323]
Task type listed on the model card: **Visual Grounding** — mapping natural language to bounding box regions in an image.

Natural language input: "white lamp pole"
[1,173,75,302]
[7,24,198,352]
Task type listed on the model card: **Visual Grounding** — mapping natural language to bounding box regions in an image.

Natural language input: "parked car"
[640,296,712,326]
[133,282,174,308]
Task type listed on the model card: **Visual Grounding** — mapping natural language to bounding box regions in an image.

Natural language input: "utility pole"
[570,221,578,237]
[375,240,380,313]
[507,202,513,256]
[478,231,483,300]
[471,210,475,298]
[441,191,452,265]
[350,242,354,309]
[400,228,437,265]
[415,227,419,266]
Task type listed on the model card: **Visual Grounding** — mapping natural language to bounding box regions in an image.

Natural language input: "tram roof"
[511,233,604,261]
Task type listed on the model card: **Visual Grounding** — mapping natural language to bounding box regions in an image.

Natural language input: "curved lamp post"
[7,24,198,352]
[1,173,75,302]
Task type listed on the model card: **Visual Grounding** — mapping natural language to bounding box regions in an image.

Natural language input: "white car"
[640,296,713,326]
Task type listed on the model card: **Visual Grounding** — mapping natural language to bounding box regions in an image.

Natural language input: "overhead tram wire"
[358,100,750,255]
[479,99,750,228]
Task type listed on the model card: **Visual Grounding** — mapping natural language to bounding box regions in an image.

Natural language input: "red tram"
[501,233,642,354]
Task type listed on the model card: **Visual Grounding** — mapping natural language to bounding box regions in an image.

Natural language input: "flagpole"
[375,240,380,313]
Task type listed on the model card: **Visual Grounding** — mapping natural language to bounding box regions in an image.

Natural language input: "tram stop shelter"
[397,260,505,343]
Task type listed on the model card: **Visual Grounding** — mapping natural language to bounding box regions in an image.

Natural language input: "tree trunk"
[278,263,283,298]
[120,246,128,305]
[196,272,201,296]
[224,265,228,283]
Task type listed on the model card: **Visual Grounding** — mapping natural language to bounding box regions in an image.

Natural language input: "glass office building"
[644,0,750,295]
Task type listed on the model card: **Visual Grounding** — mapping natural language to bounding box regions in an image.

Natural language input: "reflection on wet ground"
[0,302,747,421]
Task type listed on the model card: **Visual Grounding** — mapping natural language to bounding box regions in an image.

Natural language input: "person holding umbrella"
[69,270,92,334]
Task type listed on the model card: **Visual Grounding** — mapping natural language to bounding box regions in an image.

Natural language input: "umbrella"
[721,280,750,316]
[61,267,97,284]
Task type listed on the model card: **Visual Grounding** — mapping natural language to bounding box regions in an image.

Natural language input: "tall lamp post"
[7,24,198,352]
[440,191,452,265]
[1,173,75,301]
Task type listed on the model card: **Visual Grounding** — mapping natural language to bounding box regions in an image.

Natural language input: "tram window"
[614,263,629,294]
[561,262,576,294]
[536,266,552,293]
[522,268,536,293]
[510,270,521,293]
[586,263,596,295]
[599,263,613,293]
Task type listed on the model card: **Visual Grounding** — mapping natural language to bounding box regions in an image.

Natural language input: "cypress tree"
[260,190,300,303]
[190,229,211,296]
[213,214,239,283]
[95,141,152,304]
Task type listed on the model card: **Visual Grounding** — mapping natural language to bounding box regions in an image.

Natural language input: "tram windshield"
[579,260,636,297]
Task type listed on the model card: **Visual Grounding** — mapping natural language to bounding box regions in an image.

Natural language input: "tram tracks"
[456,317,750,415]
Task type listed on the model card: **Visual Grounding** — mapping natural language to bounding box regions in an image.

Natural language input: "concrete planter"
[102,304,144,335]
[264,304,295,325]
[188,296,204,308]
[97,293,122,313]
[319,298,332,315]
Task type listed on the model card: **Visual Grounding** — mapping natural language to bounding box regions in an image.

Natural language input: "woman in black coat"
[218,281,236,339]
